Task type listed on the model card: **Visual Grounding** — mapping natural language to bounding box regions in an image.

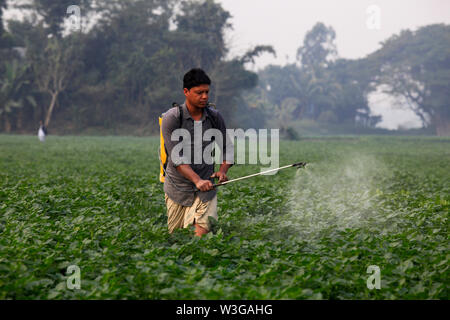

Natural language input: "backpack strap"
[205,104,218,129]
[172,102,183,128]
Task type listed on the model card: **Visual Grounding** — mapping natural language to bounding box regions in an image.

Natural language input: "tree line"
[247,22,450,136]
[0,0,274,134]
[0,0,449,136]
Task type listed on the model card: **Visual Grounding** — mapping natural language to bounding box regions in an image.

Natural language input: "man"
[38,120,47,142]
[161,68,234,237]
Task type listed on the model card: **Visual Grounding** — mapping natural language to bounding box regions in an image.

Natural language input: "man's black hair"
[183,68,211,90]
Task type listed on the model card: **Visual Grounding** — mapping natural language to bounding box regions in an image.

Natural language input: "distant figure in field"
[38,121,47,142]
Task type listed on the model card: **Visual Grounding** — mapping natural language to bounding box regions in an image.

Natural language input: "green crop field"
[0,135,448,299]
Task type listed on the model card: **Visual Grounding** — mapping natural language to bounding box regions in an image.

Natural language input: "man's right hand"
[195,179,215,192]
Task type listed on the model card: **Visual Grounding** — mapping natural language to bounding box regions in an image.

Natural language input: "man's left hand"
[211,171,228,183]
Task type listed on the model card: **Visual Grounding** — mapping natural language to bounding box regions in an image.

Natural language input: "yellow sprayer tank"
[159,115,167,183]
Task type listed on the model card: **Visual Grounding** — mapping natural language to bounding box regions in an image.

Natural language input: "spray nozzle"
[293,162,307,168]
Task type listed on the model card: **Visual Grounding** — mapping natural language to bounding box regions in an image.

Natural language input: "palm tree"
[289,66,341,120]
[0,60,36,132]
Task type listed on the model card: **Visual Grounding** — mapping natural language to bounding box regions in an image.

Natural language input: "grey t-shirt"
[161,102,234,206]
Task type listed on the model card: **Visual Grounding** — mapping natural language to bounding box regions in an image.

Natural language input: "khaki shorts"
[165,193,218,233]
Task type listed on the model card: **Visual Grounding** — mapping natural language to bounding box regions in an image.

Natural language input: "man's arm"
[176,164,214,192]
[219,162,232,174]
[210,111,234,183]
[211,161,232,183]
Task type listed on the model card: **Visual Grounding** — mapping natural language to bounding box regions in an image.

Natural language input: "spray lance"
[211,162,307,188]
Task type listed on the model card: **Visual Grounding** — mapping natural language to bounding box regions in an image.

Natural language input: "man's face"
[184,84,209,108]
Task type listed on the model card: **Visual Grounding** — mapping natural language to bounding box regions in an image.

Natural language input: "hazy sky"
[218,0,450,129]
[218,0,450,70]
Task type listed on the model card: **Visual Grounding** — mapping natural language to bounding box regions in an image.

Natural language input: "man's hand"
[211,171,228,183]
[195,179,214,192]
